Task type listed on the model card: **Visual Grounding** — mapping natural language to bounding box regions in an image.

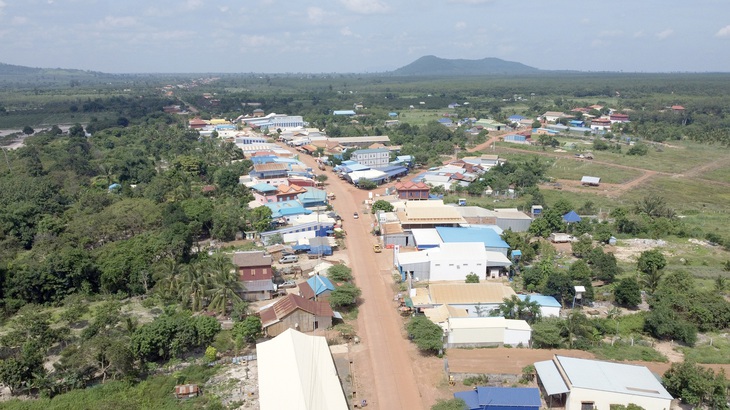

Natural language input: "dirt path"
[287,146,425,409]
[467,130,511,153]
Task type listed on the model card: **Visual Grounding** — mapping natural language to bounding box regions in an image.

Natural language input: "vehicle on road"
[279,255,298,264]
[353,212,359,219]
[373,244,382,253]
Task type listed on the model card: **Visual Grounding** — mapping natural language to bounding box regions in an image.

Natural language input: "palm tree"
[181,261,208,312]
[153,258,184,302]
[205,254,244,316]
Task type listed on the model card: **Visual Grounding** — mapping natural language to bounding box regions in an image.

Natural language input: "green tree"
[614,277,642,308]
[531,318,563,348]
[327,264,353,282]
[494,295,541,324]
[465,273,480,283]
[431,398,468,410]
[406,316,443,354]
[204,346,217,363]
[663,361,729,408]
[206,254,244,316]
[357,178,377,190]
[232,316,262,343]
[637,249,666,293]
[22,125,34,135]
[371,199,394,214]
[329,283,362,308]
[247,206,273,232]
[543,271,574,306]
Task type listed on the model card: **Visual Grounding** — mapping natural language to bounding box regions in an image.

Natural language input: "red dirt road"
[289,147,425,409]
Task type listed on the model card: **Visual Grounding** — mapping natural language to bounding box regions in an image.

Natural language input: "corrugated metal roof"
[423,304,468,324]
[518,294,562,308]
[232,251,272,268]
[556,355,673,400]
[430,283,516,305]
[581,176,601,184]
[436,226,510,249]
[535,360,570,395]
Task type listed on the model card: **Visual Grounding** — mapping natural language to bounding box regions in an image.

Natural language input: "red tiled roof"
[671,105,685,110]
[276,184,307,195]
[268,294,333,323]
[298,282,315,300]
[232,251,272,268]
[395,181,430,191]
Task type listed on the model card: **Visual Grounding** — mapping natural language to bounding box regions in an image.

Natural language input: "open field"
[547,158,644,184]
[701,165,730,184]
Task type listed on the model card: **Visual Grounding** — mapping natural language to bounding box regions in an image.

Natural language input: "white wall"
[430,259,487,282]
[567,388,672,410]
[447,327,503,347]
[541,306,561,318]
[503,329,531,347]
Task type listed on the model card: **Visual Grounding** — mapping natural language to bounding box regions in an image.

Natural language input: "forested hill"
[389,56,541,76]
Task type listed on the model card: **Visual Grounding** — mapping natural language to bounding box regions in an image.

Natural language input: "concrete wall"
[503,329,531,347]
[400,261,430,282]
[447,326,504,347]
[541,306,561,318]
[430,259,487,282]
[567,388,672,410]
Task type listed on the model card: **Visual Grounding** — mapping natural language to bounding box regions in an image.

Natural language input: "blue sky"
[0,0,729,73]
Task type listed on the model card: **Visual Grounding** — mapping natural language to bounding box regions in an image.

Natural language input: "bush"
[407,316,444,354]
[614,278,641,308]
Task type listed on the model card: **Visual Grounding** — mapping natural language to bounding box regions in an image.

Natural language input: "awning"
[535,360,569,395]
[292,244,311,251]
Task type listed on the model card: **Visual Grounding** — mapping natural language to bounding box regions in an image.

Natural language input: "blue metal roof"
[250,183,277,193]
[508,115,526,121]
[435,227,510,249]
[374,165,408,178]
[517,294,562,308]
[455,387,541,410]
[563,210,582,223]
[264,200,311,218]
[306,275,335,296]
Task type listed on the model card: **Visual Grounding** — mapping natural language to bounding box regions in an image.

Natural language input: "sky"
[0,0,729,74]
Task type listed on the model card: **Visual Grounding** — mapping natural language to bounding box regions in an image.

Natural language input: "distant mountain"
[390,56,540,76]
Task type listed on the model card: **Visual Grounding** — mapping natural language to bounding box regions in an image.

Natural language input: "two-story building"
[231,251,275,301]
[250,163,290,186]
[351,147,390,168]
[394,180,430,200]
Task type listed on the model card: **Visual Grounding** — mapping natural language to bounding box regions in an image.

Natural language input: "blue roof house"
[264,200,311,219]
[435,226,510,256]
[508,114,526,122]
[307,275,335,297]
[454,387,541,410]
[298,188,328,208]
[518,294,562,317]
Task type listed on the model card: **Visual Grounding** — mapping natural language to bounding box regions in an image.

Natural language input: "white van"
[279,255,298,264]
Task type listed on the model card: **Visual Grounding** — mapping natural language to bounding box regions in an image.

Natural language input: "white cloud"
[598,30,622,38]
[11,16,28,26]
[96,16,137,29]
[455,21,467,30]
[218,6,229,13]
[340,26,353,36]
[340,0,389,14]
[580,18,590,25]
[656,29,673,40]
[0,0,6,15]
[715,25,730,38]
[183,0,203,11]
[633,30,645,38]
[240,35,279,48]
[591,39,609,48]
[307,7,328,24]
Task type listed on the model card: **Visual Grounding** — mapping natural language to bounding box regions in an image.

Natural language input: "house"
[445,317,532,348]
[264,200,312,220]
[609,113,630,123]
[542,111,566,123]
[394,180,430,200]
[250,183,279,204]
[535,355,673,410]
[413,282,517,316]
[174,384,200,399]
[298,275,335,301]
[397,200,467,230]
[671,105,685,112]
[231,251,275,301]
[517,294,561,317]
[328,135,391,148]
[250,163,290,185]
[297,187,328,208]
[350,148,390,167]
[258,294,334,337]
[455,387,541,410]
[436,226,511,257]
[333,110,356,116]
[562,210,582,224]
[275,184,307,202]
[508,114,526,123]
[252,108,265,117]
[188,118,208,129]
[257,329,349,410]
[504,134,529,144]
[581,176,600,186]
[590,118,612,131]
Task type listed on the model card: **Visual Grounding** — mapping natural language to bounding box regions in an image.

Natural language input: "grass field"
[682,334,730,364]
[397,109,453,126]
[701,165,730,184]
[547,158,643,184]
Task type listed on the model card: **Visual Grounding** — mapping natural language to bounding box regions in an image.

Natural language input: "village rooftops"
[232,251,272,268]
[253,162,289,172]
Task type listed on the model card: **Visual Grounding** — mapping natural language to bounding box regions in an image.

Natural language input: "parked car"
[277,280,296,289]
[279,255,298,264]
[353,212,359,219]
[373,244,382,253]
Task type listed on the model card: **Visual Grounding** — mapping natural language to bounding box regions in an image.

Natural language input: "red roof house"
[232,251,275,301]
[394,180,430,200]
[258,294,334,337]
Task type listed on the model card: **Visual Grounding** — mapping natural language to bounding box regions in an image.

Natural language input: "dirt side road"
[289,147,425,409]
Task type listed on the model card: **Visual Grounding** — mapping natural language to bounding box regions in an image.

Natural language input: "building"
[351,147,390,168]
[609,113,630,123]
[455,387,541,410]
[250,183,279,204]
[298,274,336,301]
[333,110,356,116]
[581,176,601,186]
[414,282,517,317]
[394,181,430,200]
[258,294,334,337]
[445,317,532,348]
[257,329,348,410]
[504,134,529,144]
[542,111,567,123]
[517,294,561,317]
[492,208,534,232]
[397,200,466,230]
[535,355,673,410]
[275,184,308,202]
[250,163,290,185]
[231,251,275,301]
[436,226,511,256]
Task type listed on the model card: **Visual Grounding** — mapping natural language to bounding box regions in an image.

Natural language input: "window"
[580,403,595,410]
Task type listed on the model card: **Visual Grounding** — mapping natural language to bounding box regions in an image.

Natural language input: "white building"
[429,242,487,282]
[257,328,349,410]
[351,147,390,167]
[445,317,531,348]
[535,355,672,410]
[415,282,516,317]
